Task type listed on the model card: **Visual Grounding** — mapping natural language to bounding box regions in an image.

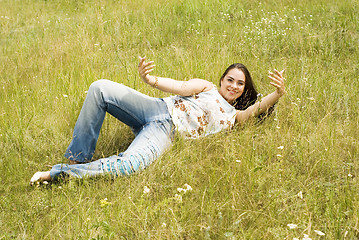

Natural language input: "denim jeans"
[49,80,174,179]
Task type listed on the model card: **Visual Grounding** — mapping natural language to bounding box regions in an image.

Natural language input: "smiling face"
[219,68,246,104]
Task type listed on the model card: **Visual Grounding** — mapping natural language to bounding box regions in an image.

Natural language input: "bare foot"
[30,171,51,186]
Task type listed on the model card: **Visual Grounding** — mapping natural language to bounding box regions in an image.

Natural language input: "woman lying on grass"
[30,57,286,185]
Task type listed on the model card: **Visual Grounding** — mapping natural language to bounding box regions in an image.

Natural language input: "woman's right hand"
[138,56,155,84]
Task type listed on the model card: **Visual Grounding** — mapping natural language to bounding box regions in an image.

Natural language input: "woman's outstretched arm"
[236,69,286,124]
[138,56,213,96]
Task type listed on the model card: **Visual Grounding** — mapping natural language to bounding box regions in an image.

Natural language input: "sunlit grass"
[1,0,358,239]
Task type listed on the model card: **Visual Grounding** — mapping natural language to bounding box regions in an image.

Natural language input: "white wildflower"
[293,238,299,240]
[277,146,284,150]
[236,160,241,163]
[184,183,192,191]
[302,234,312,240]
[297,191,303,199]
[63,94,69,98]
[287,223,298,229]
[177,187,186,193]
[276,154,282,157]
[143,186,150,194]
[314,230,325,236]
[348,173,353,177]
[161,222,167,227]
[177,184,193,193]
[174,194,182,203]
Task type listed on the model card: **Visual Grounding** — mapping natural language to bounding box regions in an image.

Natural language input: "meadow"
[0,0,358,239]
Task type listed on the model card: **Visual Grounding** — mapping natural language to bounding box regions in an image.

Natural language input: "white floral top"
[163,85,236,139]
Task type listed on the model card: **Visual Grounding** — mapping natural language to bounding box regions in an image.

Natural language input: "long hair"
[220,63,275,121]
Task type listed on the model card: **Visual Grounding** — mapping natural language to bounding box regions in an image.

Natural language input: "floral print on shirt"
[164,86,237,139]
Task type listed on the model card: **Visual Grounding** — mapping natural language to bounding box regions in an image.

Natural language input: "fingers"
[272,69,284,78]
[140,68,154,76]
[138,56,155,77]
[139,62,155,75]
[269,81,281,89]
[268,68,286,96]
[268,69,284,84]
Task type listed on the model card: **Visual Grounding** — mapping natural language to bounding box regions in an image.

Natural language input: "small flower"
[287,223,298,229]
[236,160,241,163]
[177,184,193,193]
[348,173,353,177]
[184,183,192,191]
[314,230,325,236]
[63,94,69,98]
[177,187,185,192]
[277,146,284,150]
[293,238,299,240]
[100,198,112,207]
[174,194,182,203]
[302,234,312,240]
[161,222,167,227]
[276,154,282,157]
[297,191,303,199]
[143,186,150,194]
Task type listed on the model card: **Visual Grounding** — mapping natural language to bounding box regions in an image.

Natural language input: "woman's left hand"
[268,69,286,96]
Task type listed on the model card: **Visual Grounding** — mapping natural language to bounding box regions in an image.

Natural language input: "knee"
[87,79,117,96]
[89,79,111,91]
[88,79,126,93]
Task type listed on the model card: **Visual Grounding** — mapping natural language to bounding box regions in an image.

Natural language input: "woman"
[30,57,286,185]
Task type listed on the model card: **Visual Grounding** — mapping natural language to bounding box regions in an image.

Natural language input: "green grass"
[1,0,359,239]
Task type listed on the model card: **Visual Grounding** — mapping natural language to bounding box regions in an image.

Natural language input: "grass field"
[1,0,358,239]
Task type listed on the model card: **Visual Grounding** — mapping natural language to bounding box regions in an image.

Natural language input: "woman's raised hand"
[138,56,155,84]
[268,69,286,96]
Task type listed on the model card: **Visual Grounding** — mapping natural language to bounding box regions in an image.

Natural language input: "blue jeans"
[50,80,174,179]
